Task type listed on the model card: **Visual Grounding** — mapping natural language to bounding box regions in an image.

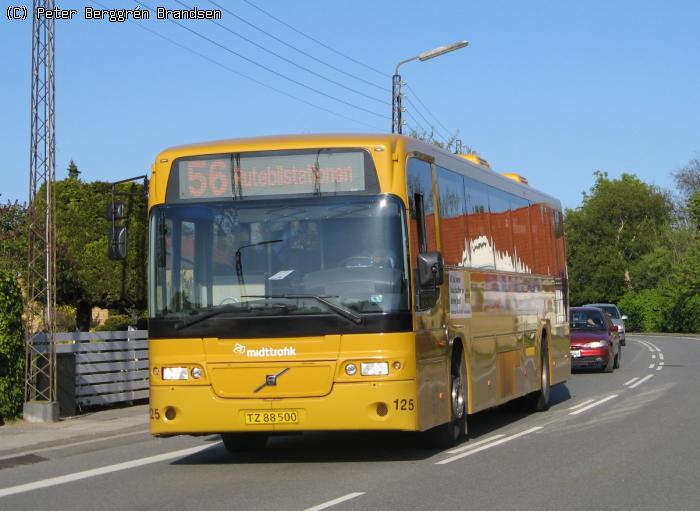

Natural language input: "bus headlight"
[361,362,389,376]
[191,367,202,379]
[345,363,357,376]
[162,367,189,380]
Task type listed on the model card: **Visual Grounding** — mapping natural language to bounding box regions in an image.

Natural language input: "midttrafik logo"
[233,343,297,358]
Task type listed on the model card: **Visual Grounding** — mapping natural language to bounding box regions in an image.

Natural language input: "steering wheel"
[219,296,241,306]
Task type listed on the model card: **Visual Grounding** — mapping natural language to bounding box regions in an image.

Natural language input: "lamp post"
[391,40,469,134]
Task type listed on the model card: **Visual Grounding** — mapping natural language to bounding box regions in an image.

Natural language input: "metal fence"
[54,330,149,414]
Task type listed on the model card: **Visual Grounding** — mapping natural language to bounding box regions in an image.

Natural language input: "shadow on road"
[173,383,572,465]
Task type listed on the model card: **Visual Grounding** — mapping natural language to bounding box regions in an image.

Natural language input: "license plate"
[244,410,300,425]
[571,350,581,358]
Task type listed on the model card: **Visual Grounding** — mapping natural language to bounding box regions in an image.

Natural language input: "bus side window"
[408,157,438,310]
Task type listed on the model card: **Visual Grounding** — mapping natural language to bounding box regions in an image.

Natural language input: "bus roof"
[153,133,562,211]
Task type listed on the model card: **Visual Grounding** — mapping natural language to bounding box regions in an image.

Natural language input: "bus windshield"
[149,195,410,321]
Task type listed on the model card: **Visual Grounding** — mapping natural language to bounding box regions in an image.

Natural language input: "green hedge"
[619,288,700,333]
[618,289,676,332]
[0,271,25,421]
[95,314,133,331]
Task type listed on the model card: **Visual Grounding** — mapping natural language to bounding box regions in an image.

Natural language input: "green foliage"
[618,288,676,333]
[0,200,28,275]
[0,270,26,421]
[67,160,81,180]
[55,305,76,331]
[566,172,672,305]
[95,314,133,331]
[45,163,148,326]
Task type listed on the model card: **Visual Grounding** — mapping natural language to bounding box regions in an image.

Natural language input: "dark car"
[569,306,621,372]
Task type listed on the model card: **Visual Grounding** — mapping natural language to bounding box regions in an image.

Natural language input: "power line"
[405,83,455,140]
[404,95,450,145]
[174,0,388,106]
[134,1,388,121]
[239,0,462,141]
[241,0,388,79]
[89,1,384,131]
[404,111,429,139]
[207,0,389,93]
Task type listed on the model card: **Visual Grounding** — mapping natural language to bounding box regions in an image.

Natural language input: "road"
[1,334,699,511]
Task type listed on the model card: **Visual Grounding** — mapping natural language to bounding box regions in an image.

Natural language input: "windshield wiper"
[174,301,303,331]
[174,304,248,331]
[242,294,363,325]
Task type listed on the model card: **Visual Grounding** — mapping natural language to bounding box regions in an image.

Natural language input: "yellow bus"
[147,133,570,450]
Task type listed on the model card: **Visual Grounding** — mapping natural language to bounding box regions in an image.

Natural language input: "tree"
[673,154,700,201]
[408,128,464,153]
[67,159,81,181]
[0,199,28,274]
[28,161,148,329]
[565,172,672,305]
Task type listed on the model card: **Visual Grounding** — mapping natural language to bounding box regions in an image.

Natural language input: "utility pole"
[24,0,58,422]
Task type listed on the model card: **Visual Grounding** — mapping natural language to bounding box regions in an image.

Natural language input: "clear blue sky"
[2,0,698,209]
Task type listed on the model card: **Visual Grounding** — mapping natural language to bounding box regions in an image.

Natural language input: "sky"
[1,0,699,210]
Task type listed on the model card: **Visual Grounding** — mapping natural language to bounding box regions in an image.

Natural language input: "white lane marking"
[657,363,664,371]
[649,342,661,352]
[0,443,216,498]
[651,354,656,359]
[0,429,149,461]
[446,434,505,454]
[648,364,655,369]
[629,374,654,389]
[623,377,639,386]
[659,352,664,361]
[568,399,595,410]
[568,395,618,416]
[435,427,542,465]
[636,340,655,352]
[303,492,365,511]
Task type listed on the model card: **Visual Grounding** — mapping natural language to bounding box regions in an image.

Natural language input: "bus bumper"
[150,380,418,436]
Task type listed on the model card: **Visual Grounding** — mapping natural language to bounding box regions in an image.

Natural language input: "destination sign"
[176,150,368,200]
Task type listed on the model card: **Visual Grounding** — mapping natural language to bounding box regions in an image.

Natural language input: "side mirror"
[621,315,628,321]
[108,226,128,260]
[105,201,125,220]
[418,251,444,288]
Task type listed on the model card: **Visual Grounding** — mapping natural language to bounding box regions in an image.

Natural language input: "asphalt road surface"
[2,334,699,511]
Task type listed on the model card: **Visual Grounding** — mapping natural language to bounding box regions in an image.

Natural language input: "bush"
[0,270,25,421]
[665,293,700,333]
[95,314,133,331]
[618,288,676,332]
[55,304,76,331]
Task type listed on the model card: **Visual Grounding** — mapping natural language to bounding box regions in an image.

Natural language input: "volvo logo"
[254,367,290,393]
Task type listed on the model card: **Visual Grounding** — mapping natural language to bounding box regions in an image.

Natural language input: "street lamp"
[392,40,469,134]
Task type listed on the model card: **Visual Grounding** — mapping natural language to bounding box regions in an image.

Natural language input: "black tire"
[527,333,551,412]
[613,344,621,369]
[221,432,268,453]
[427,348,467,448]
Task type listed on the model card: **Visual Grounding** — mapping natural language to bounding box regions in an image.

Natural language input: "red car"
[569,306,621,372]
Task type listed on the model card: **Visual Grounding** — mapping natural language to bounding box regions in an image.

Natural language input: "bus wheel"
[221,433,268,453]
[428,349,467,448]
[528,335,551,412]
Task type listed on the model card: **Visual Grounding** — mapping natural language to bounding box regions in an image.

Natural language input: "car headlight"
[583,340,610,348]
